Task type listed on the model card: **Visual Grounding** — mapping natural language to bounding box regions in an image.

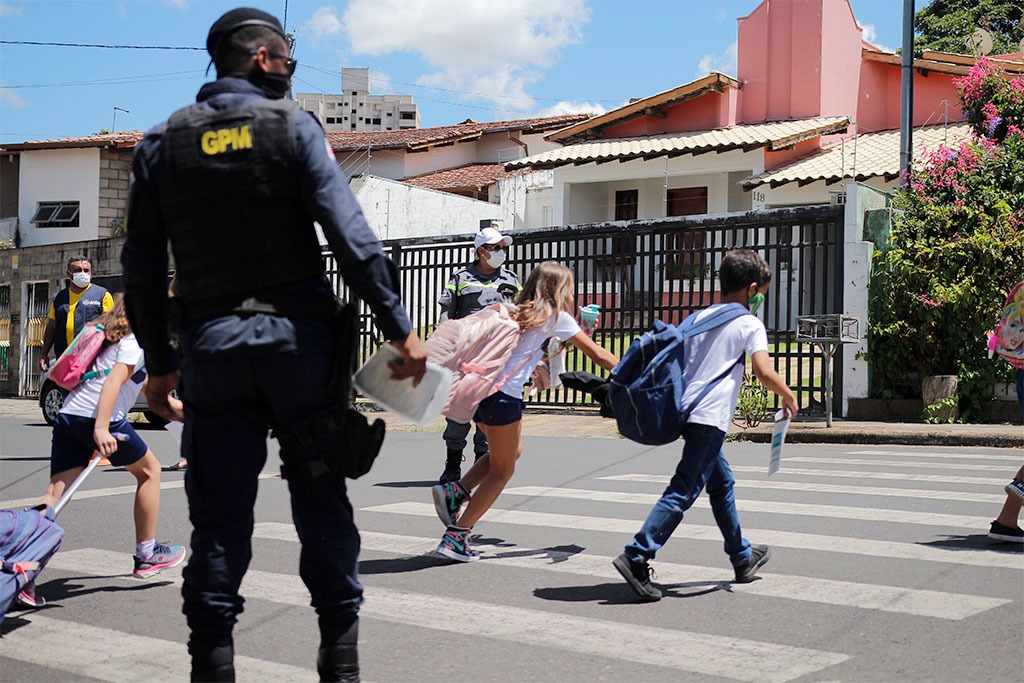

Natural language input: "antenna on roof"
[966,28,993,56]
[112,107,129,132]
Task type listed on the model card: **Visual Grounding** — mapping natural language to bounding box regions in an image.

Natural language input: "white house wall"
[503,148,764,229]
[402,144,478,178]
[351,175,500,240]
[18,148,100,247]
[761,176,898,208]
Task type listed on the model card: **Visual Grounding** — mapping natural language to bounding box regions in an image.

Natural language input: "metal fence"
[326,205,845,416]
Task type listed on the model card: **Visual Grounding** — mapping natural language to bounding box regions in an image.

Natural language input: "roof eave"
[545,72,742,144]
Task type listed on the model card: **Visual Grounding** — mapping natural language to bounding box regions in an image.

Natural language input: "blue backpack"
[1,505,64,621]
[608,303,750,445]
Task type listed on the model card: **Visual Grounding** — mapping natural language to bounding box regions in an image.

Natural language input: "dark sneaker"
[1005,479,1024,503]
[734,544,770,583]
[612,553,661,602]
[432,481,469,527]
[134,541,187,578]
[438,449,464,484]
[14,581,45,609]
[435,526,480,562]
[988,521,1024,543]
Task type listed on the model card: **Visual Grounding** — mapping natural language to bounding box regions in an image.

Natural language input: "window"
[371,118,381,125]
[666,187,707,217]
[326,117,336,124]
[31,201,80,228]
[614,190,638,221]
[386,112,393,117]
[664,187,708,279]
[400,111,416,120]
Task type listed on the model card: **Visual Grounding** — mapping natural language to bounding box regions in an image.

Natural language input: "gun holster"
[276,300,386,481]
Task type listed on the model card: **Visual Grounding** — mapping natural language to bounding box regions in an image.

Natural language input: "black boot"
[189,637,235,682]
[318,620,359,682]
[438,449,464,484]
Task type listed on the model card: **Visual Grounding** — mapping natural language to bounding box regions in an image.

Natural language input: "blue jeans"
[624,422,752,567]
[178,313,362,642]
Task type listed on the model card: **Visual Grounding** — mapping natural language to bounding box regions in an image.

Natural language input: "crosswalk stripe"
[599,474,1006,504]
[363,502,1024,570]
[727,466,1005,485]
[0,614,310,681]
[249,523,1010,620]
[501,486,991,529]
[0,473,277,511]
[846,450,1023,462]
[43,548,848,682]
[784,457,1008,472]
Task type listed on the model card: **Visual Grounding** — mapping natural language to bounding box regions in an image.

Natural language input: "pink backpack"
[49,324,109,390]
[424,303,524,423]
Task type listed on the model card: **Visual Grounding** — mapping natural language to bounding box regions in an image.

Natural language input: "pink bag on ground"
[49,323,107,390]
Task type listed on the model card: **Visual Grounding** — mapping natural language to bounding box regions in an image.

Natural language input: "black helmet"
[206,7,286,57]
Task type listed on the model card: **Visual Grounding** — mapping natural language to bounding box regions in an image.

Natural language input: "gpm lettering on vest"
[201,125,253,155]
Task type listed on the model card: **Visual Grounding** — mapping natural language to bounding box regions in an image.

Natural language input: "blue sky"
[1,0,920,144]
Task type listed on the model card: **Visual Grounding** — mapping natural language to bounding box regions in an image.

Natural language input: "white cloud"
[117,3,128,20]
[0,3,22,16]
[0,85,26,109]
[695,41,737,78]
[860,24,893,53]
[343,0,590,112]
[163,0,189,8]
[306,6,344,38]
[534,100,606,118]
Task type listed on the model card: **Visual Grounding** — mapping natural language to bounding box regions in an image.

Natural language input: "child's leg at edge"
[125,450,162,543]
[456,420,522,529]
[995,464,1024,528]
[39,468,85,508]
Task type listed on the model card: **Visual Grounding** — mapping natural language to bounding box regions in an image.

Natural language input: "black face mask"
[247,69,291,99]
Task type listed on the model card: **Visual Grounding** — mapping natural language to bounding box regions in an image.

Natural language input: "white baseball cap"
[474,227,513,250]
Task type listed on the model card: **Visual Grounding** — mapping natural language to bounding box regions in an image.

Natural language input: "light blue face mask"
[748,292,764,315]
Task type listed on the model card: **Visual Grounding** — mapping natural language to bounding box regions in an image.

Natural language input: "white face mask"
[71,272,91,288]
[484,248,506,269]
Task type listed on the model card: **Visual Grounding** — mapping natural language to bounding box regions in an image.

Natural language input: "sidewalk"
[2,397,1020,448]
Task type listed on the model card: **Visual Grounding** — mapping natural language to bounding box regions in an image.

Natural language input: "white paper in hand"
[164,420,184,444]
[768,409,790,476]
[353,342,452,427]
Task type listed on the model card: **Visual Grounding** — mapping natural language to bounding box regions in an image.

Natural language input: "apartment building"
[296,67,420,131]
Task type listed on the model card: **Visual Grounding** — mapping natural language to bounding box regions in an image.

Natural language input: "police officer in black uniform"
[121,8,427,682]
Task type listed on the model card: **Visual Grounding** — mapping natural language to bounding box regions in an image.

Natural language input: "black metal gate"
[326,205,845,416]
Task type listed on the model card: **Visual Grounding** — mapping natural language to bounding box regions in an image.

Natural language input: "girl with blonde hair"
[431,262,618,561]
[35,294,185,590]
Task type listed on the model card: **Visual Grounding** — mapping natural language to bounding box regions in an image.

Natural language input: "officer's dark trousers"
[179,313,362,649]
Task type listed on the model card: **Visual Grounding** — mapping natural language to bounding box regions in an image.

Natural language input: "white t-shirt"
[498,311,581,399]
[680,305,768,433]
[61,333,147,422]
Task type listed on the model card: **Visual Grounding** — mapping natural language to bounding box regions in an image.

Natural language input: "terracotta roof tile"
[404,163,528,191]
[741,123,974,189]
[2,131,144,152]
[507,117,849,170]
[325,114,589,152]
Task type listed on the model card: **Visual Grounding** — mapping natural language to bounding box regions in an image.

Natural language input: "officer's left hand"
[145,372,185,421]
[389,332,428,387]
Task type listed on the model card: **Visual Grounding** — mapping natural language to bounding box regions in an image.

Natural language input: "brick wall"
[98,148,133,239]
[0,236,126,396]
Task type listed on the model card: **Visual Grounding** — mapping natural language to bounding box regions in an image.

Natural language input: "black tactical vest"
[157,98,324,308]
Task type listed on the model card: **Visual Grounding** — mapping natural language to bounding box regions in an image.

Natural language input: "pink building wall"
[738,0,862,123]
[601,89,738,138]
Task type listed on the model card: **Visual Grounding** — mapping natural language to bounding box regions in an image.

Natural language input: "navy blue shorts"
[473,391,524,427]
[50,414,148,476]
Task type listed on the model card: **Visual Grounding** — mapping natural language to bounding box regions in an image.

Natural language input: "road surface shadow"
[534,579,728,605]
[919,533,1023,554]
[374,480,437,488]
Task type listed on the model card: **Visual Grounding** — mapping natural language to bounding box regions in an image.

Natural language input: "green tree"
[914,0,1022,56]
[868,58,1024,418]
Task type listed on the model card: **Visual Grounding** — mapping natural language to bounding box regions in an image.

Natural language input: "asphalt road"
[1,415,1022,682]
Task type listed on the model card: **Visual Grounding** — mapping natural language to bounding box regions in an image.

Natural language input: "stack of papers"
[354,343,452,427]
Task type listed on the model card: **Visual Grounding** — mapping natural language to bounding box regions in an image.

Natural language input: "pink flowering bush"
[868,59,1024,417]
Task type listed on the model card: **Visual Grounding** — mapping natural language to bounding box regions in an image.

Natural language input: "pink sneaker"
[133,542,186,578]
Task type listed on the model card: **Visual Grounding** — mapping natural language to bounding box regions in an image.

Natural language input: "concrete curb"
[731,428,1023,449]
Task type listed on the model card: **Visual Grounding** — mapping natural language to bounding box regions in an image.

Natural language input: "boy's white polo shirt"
[680,304,768,433]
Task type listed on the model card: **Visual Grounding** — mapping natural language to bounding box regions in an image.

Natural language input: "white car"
[38,363,161,427]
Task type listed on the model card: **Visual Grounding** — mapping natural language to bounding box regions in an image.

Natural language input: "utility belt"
[171,294,340,330]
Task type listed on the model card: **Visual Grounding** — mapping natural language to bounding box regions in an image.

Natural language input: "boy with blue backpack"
[612,249,798,602]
